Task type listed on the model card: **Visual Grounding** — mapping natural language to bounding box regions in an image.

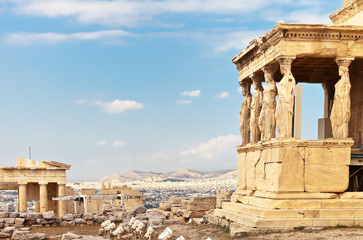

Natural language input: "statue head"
[251,74,264,91]
[338,66,349,77]
[241,81,251,97]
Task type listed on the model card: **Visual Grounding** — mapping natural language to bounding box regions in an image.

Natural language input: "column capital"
[261,65,278,75]
[277,55,296,75]
[336,56,354,67]
[249,72,263,83]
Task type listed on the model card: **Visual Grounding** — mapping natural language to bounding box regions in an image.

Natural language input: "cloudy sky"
[0,0,342,180]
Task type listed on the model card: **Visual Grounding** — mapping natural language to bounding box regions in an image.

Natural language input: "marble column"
[250,73,264,143]
[322,81,335,118]
[239,81,252,145]
[39,183,48,213]
[330,57,354,138]
[259,65,278,141]
[18,184,27,212]
[58,184,66,217]
[276,56,296,138]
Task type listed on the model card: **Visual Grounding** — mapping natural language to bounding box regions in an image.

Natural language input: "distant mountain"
[98,168,236,182]
[99,170,162,182]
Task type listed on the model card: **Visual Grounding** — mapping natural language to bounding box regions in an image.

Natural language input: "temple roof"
[0,157,71,170]
[232,22,363,83]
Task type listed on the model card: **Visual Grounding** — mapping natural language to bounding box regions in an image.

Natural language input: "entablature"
[234,22,363,83]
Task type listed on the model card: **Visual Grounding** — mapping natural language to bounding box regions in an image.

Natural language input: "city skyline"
[0,0,341,180]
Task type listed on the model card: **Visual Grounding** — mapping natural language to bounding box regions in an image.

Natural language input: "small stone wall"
[157,196,216,223]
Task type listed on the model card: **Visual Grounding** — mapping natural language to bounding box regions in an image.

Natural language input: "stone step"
[213,208,363,228]
[231,196,363,210]
[222,202,363,219]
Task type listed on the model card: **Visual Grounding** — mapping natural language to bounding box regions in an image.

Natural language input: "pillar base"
[211,192,363,236]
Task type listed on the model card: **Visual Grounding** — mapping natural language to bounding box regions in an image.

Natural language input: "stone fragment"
[36,218,48,225]
[132,205,146,215]
[14,218,25,226]
[3,226,15,233]
[73,213,82,218]
[42,212,56,220]
[11,230,31,240]
[5,218,15,224]
[168,197,183,204]
[159,203,172,211]
[0,232,11,238]
[60,221,68,226]
[82,213,93,220]
[27,213,42,220]
[62,214,74,221]
[8,212,19,218]
[74,218,86,225]
[67,221,75,226]
[61,232,82,240]
[0,213,8,218]
[26,233,46,240]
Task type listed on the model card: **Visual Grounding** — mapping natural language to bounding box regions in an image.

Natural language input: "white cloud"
[5,30,133,45]
[97,141,106,146]
[215,92,229,98]
[176,100,192,105]
[180,134,240,160]
[180,90,201,97]
[94,99,144,114]
[9,0,272,27]
[113,141,126,147]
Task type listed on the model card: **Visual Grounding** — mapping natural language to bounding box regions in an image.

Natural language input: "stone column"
[250,73,264,143]
[240,81,252,145]
[39,183,48,213]
[276,56,296,138]
[322,81,335,118]
[58,184,66,217]
[330,57,354,138]
[259,65,278,141]
[18,184,27,212]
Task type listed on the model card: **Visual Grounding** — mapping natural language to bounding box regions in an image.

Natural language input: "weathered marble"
[240,81,252,145]
[259,66,277,141]
[250,74,264,143]
[275,56,296,138]
[330,57,354,138]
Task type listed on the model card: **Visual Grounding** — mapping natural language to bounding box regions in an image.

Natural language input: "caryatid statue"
[250,74,264,143]
[240,81,252,145]
[259,65,278,141]
[330,57,354,138]
[275,56,296,138]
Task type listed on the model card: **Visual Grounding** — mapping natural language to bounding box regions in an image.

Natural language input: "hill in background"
[98,169,237,182]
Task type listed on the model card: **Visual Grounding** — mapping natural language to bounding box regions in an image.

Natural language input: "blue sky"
[0,0,342,180]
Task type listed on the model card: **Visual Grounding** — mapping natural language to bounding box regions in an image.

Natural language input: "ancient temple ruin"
[212,0,363,234]
[0,157,70,217]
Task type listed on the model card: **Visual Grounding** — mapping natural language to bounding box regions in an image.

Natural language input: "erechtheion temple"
[213,0,363,233]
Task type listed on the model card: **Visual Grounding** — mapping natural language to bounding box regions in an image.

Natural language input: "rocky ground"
[30,224,363,240]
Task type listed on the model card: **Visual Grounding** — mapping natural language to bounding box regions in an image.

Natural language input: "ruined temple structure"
[212,0,363,234]
[0,157,71,217]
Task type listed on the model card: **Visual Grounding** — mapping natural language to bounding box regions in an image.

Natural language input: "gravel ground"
[31,224,363,240]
